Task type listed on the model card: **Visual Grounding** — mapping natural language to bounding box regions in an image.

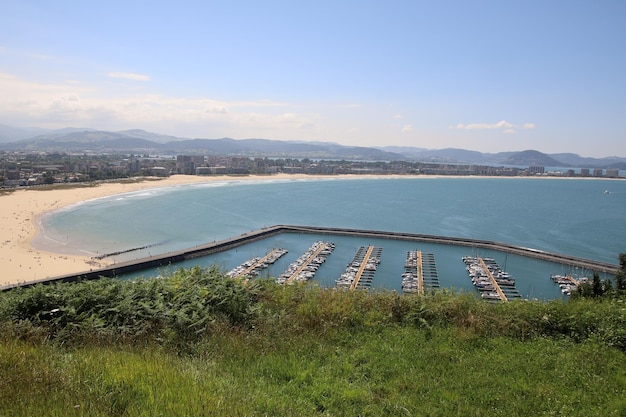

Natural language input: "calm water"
[36,177,626,299]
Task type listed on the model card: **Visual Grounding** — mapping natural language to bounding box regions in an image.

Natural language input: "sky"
[1,1,625,157]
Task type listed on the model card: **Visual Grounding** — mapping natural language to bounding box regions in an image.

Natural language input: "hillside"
[0,124,51,143]
[1,129,405,161]
[502,149,564,166]
[1,266,625,415]
[1,124,625,167]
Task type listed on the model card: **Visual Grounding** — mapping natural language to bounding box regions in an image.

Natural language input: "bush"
[0,266,261,348]
[1,267,625,352]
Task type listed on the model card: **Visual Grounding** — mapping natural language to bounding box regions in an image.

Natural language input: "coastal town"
[3,2,626,414]
[1,151,622,187]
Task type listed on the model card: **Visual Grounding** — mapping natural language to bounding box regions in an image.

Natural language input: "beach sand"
[1,173,604,288]
[1,174,379,287]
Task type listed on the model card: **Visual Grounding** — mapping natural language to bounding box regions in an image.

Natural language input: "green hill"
[1,266,625,416]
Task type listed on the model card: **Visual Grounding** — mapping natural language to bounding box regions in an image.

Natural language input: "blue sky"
[1,1,625,157]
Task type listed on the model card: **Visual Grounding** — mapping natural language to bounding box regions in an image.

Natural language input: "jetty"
[4,224,618,291]
[276,241,335,284]
[550,274,589,296]
[463,256,522,302]
[336,246,382,290]
[280,225,618,275]
[226,248,288,281]
[402,251,439,294]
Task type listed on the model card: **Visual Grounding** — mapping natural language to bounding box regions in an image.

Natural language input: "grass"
[1,267,625,416]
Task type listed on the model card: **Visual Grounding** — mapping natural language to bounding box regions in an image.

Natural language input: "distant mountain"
[416,148,503,164]
[118,129,183,143]
[379,146,626,168]
[46,127,98,136]
[1,124,624,167]
[0,129,403,160]
[549,153,626,168]
[0,126,167,145]
[501,150,563,167]
[605,161,626,170]
[3,130,163,153]
[379,146,518,164]
[377,146,428,156]
[159,138,402,160]
[0,124,52,143]
[21,130,130,144]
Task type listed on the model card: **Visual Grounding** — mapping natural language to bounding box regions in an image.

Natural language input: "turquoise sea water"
[35,177,626,299]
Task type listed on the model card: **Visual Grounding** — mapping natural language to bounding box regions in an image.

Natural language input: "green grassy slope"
[1,267,625,416]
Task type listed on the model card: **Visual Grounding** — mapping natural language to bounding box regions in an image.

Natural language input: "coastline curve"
[2,225,619,290]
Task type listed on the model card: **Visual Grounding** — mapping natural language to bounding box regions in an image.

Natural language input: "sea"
[34,177,626,300]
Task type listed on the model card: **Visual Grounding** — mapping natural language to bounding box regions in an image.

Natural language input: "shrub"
[1,267,625,352]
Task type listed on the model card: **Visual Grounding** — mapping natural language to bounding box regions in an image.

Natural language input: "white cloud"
[455,120,537,135]
[393,114,403,120]
[107,72,151,81]
[24,52,55,61]
[401,124,413,133]
[456,120,513,130]
[0,71,318,138]
[205,106,229,114]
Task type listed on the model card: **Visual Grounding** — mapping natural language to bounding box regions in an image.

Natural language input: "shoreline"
[5,224,617,292]
[1,173,395,286]
[0,173,620,287]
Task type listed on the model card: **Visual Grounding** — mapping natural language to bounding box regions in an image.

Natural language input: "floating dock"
[226,248,288,281]
[550,274,589,296]
[463,256,522,302]
[402,250,440,294]
[276,241,335,284]
[336,246,383,290]
[4,224,618,291]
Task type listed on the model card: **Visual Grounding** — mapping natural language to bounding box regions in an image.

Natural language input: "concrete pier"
[3,224,619,290]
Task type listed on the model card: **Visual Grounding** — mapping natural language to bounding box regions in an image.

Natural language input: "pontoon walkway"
[402,251,440,294]
[277,241,335,285]
[226,248,288,281]
[336,245,383,290]
[5,224,617,291]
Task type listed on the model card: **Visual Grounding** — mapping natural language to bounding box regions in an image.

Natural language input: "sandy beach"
[0,174,332,287]
[3,173,407,287]
[0,173,614,288]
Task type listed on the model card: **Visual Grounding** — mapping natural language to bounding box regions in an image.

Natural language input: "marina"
[226,248,288,281]
[550,274,588,296]
[463,256,522,302]
[276,241,335,284]
[401,251,440,294]
[25,176,624,298]
[336,246,383,290]
[6,225,619,301]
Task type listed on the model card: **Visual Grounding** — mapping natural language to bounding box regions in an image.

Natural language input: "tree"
[615,253,626,291]
[592,272,604,297]
[42,171,55,185]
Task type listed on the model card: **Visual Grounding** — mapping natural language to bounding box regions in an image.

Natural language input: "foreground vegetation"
[1,266,625,416]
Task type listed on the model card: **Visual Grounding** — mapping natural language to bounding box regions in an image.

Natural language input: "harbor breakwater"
[3,225,619,290]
